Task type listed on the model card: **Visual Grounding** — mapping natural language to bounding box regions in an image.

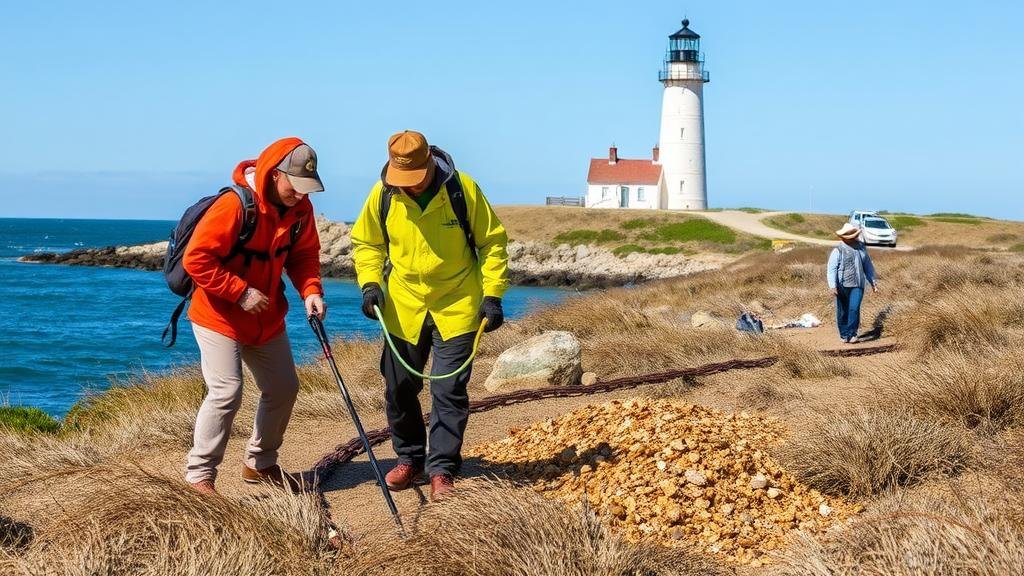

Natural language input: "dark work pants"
[381,315,475,477]
[835,286,864,340]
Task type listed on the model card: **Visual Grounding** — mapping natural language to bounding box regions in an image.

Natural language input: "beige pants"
[185,324,299,483]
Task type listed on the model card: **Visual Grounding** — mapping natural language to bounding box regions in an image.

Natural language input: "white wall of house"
[585,183,659,209]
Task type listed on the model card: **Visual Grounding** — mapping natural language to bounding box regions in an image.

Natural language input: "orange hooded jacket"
[183,137,323,345]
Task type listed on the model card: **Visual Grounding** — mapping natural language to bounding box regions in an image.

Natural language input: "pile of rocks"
[466,399,861,566]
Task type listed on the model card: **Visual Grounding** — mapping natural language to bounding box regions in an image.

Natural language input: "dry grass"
[881,345,1024,434]
[769,489,1024,575]
[776,408,971,498]
[773,343,852,380]
[340,480,727,576]
[0,465,335,576]
[893,288,1024,356]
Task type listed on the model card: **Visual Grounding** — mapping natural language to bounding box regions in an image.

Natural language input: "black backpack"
[160,185,299,347]
[379,171,477,265]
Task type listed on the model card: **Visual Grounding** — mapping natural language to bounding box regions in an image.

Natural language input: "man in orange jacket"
[182,137,326,494]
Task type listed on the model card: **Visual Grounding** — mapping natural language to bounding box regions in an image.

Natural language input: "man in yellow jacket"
[351,130,509,501]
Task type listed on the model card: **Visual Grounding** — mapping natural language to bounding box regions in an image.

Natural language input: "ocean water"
[0,218,569,418]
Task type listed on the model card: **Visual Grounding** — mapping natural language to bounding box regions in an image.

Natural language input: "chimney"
[652,145,660,163]
[608,145,618,164]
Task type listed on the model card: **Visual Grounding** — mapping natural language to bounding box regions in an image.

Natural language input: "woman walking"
[827,223,879,343]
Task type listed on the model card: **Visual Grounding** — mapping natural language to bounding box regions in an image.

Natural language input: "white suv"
[848,211,898,247]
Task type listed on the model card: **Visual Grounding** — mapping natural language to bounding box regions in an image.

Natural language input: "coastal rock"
[20,216,726,289]
[483,331,583,392]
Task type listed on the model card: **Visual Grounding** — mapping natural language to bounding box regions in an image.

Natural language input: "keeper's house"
[584,146,663,210]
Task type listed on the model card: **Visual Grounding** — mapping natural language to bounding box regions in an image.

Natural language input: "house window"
[637,187,645,202]
[601,186,609,199]
[680,127,685,140]
[619,186,629,208]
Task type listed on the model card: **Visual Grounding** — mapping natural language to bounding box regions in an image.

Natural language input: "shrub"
[619,218,657,230]
[0,465,334,576]
[0,407,60,434]
[776,408,970,498]
[770,491,1024,576]
[653,220,736,244]
[882,347,1024,434]
[342,480,726,576]
[612,244,644,257]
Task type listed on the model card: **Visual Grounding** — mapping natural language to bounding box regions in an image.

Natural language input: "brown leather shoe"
[189,479,217,496]
[242,464,302,493]
[430,473,455,502]
[385,463,424,491]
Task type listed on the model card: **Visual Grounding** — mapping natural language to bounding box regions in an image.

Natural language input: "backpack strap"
[377,174,476,260]
[379,184,396,256]
[223,185,259,264]
[445,171,477,261]
[163,186,258,348]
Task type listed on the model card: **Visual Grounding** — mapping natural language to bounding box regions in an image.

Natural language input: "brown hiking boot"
[242,464,302,493]
[430,473,455,502]
[189,479,217,496]
[385,463,424,491]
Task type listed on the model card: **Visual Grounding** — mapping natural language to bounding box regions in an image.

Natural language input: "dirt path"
[697,210,836,246]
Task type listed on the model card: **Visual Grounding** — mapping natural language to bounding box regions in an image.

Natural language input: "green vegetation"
[928,212,983,219]
[619,218,657,230]
[651,220,736,244]
[734,207,767,214]
[762,212,847,240]
[930,217,985,226]
[886,215,926,231]
[1010,243,1024,253]
[613,244,685,257]
[0,406,61,434]
[987,233,1018,244]
[553,229,625,244]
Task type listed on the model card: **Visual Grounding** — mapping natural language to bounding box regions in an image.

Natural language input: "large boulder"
[484,331,583,392]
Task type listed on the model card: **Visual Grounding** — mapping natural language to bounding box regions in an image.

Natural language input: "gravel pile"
[467,399,862,566]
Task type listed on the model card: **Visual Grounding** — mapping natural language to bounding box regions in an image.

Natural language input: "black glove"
[479,296,504,332]
[361,283,384,320]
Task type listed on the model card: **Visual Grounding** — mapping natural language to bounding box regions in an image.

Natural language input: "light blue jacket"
[827,241,876,290]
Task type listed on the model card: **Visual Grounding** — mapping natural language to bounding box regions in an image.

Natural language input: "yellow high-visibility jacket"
[351,169,510,345]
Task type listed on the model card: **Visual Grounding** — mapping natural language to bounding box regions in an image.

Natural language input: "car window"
[864,219,891,229]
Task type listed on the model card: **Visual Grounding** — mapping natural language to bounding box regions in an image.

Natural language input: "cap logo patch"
[305,158,316,172]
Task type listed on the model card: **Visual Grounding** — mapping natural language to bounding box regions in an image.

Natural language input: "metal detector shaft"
[308,315,404,533]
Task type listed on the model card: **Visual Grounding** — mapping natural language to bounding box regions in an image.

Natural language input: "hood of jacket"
[232,136,311,210]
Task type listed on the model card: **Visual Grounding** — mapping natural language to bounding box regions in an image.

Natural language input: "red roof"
[587,158,662,185]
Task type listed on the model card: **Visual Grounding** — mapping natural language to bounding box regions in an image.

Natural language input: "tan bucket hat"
[835,223,862,240]
[385,131,435,188]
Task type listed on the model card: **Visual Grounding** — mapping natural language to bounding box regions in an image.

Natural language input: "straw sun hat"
[835,223,862,240]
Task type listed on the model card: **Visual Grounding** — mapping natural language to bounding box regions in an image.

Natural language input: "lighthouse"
[658,19,709,210]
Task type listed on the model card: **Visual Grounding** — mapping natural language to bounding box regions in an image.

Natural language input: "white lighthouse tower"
[658,19,710,210]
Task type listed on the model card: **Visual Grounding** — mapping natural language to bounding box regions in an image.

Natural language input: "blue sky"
[1,0,1021,221]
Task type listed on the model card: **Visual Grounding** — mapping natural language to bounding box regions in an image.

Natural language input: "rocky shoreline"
[19,217,724,289]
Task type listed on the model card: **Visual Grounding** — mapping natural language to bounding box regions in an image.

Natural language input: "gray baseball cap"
[276,144,324,194]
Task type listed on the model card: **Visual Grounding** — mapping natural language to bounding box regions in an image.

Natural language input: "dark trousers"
[835,286,864,340]
[381,315,474,477]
